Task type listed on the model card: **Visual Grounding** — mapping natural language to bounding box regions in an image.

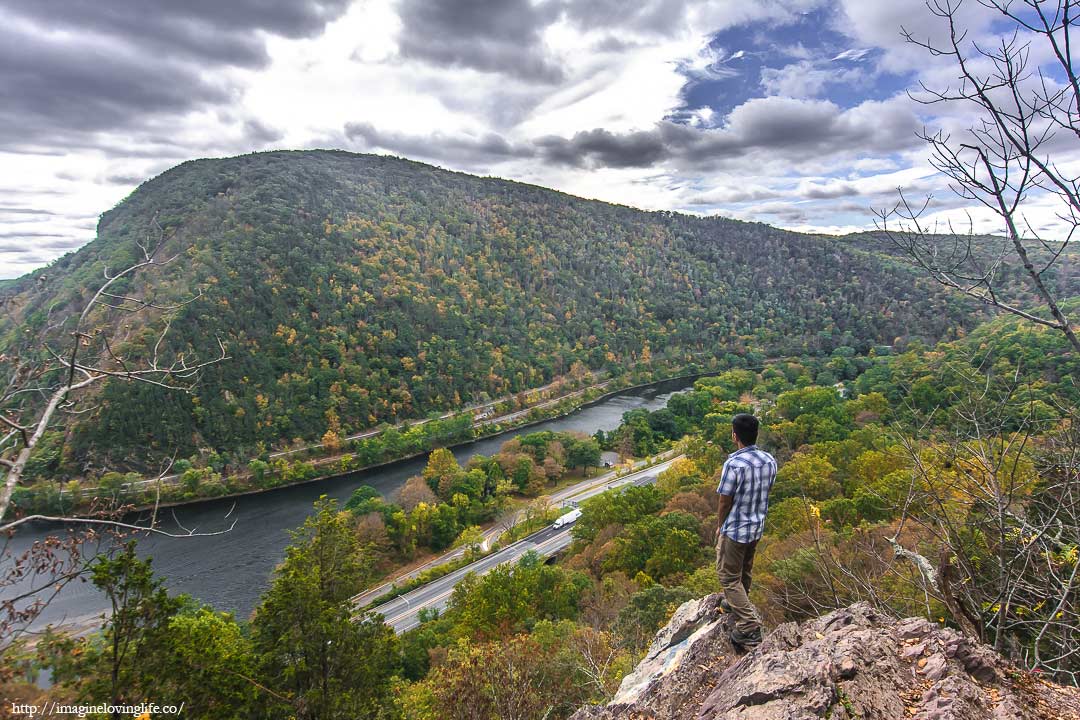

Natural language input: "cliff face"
[572,596,1080,720]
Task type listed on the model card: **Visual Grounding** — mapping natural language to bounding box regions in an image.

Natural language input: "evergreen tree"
[251,497,399,719]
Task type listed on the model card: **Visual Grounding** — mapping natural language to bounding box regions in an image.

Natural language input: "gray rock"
[897,617,935,640]
[919,654,949,681]
[572,598,1080,720]
[902,641,928,660]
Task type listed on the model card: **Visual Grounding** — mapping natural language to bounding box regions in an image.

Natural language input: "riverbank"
[1,376,701,630]
[11,364,719,517]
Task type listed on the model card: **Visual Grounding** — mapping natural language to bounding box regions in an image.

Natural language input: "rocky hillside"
[572,596,1080,720]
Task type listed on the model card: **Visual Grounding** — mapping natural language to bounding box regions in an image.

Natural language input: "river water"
[6,377,695,629]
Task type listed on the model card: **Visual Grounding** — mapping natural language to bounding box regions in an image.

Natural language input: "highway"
[367,460,670,633]
[352,453,681,608]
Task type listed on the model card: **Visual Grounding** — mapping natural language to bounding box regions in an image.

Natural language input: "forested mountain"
[1,150,976,473]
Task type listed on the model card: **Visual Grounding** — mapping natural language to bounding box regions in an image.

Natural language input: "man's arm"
[716,493,734,542]
[715,459,739,542]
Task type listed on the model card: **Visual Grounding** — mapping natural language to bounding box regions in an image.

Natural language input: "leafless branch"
[881,0,1080,355]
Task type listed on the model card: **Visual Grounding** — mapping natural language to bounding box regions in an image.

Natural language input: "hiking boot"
[729,626,763,651]
[719,598,732,613]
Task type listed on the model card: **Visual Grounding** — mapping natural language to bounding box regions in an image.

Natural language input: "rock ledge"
[572,597,1080,720]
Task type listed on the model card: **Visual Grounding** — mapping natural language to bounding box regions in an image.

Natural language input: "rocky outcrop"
[572,597,1080,720]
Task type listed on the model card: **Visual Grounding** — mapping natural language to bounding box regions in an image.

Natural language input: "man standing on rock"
[716,413,777,650]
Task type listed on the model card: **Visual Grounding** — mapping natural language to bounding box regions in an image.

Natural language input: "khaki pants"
[716,534,760,633]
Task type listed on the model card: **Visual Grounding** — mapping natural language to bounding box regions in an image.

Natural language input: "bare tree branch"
[881,0,1080,355]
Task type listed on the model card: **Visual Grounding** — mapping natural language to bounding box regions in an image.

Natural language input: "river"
[5,377,695,630]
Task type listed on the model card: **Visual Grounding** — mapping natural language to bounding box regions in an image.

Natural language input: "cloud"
[760,60,866,98]
[536,96,921,170]
[559,0,693,36]
[0,207,57,217]
[684,185,782,205]
[243,119,285,146]
[739,201,811,224]
[832,48,872,61]
[104,173,149,186]
[5,0,1061,278]
[0,1,352,152]
[0,26,231,152]
[3,1,352,65]
[536,127,669,168]
[343,123,533,168]
[395,0,564,83]
[835,0,996,72]
[796,179,861,199]
[793,167,938,201]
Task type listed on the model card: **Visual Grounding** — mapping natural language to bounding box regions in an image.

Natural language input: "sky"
[0,0,1065,278]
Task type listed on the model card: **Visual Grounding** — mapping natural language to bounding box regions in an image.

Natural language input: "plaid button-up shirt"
[716,445,778,544]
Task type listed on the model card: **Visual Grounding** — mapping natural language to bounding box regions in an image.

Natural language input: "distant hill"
[0,150,979,472]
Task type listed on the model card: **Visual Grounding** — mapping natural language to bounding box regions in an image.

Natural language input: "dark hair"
[732,413,759,446]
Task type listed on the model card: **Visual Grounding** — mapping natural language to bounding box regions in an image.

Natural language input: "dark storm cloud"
[0,26,231,150]
[243,119,285,146]
[536,128,670,168]
[104,174,149,186]
[0,0,351,151]
[4,1,352,66]
[396,0,564,82]
[344,122,533,167]
[341,95,921,175]
[559,0,690,35]
[536,97,921,170]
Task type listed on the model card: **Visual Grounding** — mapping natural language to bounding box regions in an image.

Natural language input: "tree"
[412,630,594,720]
[873,3,1080,677]
[251,497,398,719]
[887,366,1080,678]
[610,512,705,582]
[150,608,264,719]
[0,233,229,647]
[614,585,695,652]
[880,0,1080,355]
[656,457,703,496]
[40,542,184,714]
[567,438,602,471]
[37,548,277,720]
[423,447,463,499]
[396,475,438,511]
[344,484,383,514]
[772,452,842,502]
[448,552,589,639]
[0,234,228,523]
[573,485,664,544]
[100,544,182,713]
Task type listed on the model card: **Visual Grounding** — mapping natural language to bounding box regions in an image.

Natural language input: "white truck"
[553,508,582,529]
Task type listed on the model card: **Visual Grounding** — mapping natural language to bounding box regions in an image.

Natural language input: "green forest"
[0,150,1003,482]
[7,309,1077,718]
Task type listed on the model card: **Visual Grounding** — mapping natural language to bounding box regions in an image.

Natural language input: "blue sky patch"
[668,6,915,125]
